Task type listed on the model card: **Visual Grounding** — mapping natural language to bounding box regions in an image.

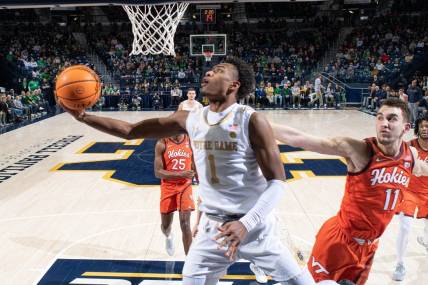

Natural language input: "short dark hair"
[224,56,255,100]
[380,98,410,123]
[415,114,428,136]
[187,87,196,92]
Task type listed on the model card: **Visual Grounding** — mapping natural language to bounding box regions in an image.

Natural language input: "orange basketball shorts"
[160,183,195,214]
[398,191,428,218]
[308,216,378,285]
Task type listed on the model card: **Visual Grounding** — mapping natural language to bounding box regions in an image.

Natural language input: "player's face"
[171,134,184,142]
[376,106,410,145]
[419,120,428,140]
[201,63,238,102]
[187,90,196,100]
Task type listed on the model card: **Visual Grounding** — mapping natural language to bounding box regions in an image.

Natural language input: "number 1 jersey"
[186,103,267,215]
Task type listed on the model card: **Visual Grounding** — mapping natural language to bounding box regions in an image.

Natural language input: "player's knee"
[179,218,191,231]
[179,213,191,228]
[161,223,171,233]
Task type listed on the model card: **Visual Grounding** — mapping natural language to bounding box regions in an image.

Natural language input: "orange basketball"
[55,65,101,111]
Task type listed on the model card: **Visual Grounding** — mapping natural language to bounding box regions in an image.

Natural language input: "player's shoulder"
[236,104,256,114]
[155,138,167,152]
[247,109,271,133]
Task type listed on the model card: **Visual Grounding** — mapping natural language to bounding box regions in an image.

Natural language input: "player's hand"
[214,221,248,261]
[58,99,85,121]
[180,170,195,179]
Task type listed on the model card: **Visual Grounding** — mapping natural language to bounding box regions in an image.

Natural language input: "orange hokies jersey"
[161,135,193,187]
[338,137,414,240]
[408,139,428,194]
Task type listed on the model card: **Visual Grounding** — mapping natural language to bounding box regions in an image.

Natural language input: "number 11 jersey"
[338,137,414,240]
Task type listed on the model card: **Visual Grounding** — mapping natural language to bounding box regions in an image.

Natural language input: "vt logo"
[52,141,347,187]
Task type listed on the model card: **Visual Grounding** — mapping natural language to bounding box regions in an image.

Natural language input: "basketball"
[55,65,101,111]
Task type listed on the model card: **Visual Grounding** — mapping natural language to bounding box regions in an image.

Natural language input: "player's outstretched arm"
[62,103,188,139]
[271,123,364,158]
[272,123,372,173]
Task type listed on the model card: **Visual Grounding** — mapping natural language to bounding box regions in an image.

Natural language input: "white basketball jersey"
[186,103,267,215]
[181,100,203,112]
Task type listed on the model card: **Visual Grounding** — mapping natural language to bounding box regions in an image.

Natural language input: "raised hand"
[58,99,86,121]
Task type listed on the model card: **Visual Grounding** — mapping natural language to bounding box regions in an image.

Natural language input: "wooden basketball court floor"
[0,109,427,285]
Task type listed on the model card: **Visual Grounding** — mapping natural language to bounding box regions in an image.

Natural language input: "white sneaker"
[392,262,406,281]
[249,263,267,283]
[417,236,428,252]
[165,234,175,256]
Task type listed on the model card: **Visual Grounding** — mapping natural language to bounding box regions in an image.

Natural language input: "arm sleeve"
[239,179,285,232]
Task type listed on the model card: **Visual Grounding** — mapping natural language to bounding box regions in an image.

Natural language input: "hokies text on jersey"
[167,149,191,159]
[370,167,410,187]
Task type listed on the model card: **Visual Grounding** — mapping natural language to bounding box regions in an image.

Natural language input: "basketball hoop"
[203,51,214,62]
[123,2,189,56]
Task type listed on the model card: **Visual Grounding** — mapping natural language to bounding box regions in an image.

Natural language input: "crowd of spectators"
[84,14,341,111]
[392,0,428,13]
[88,16,339,105]
[1,4,427,131]
[361,76,428,125]
[323,14,428,85]
[0,88,49,128]
[100,74,347,112]
[248,75,346,110]
[0,23,92,130]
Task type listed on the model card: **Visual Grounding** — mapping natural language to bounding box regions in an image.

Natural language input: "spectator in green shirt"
[283,82,292,109]
[273,83,283,108]
[28,78,40,91]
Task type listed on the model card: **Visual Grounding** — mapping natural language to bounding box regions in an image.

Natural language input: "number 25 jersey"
[161,135,193,187]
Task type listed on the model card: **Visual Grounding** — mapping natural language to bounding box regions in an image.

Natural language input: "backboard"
[190,34,227,57]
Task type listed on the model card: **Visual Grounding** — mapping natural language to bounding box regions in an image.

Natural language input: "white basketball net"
[123,2,189,57]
